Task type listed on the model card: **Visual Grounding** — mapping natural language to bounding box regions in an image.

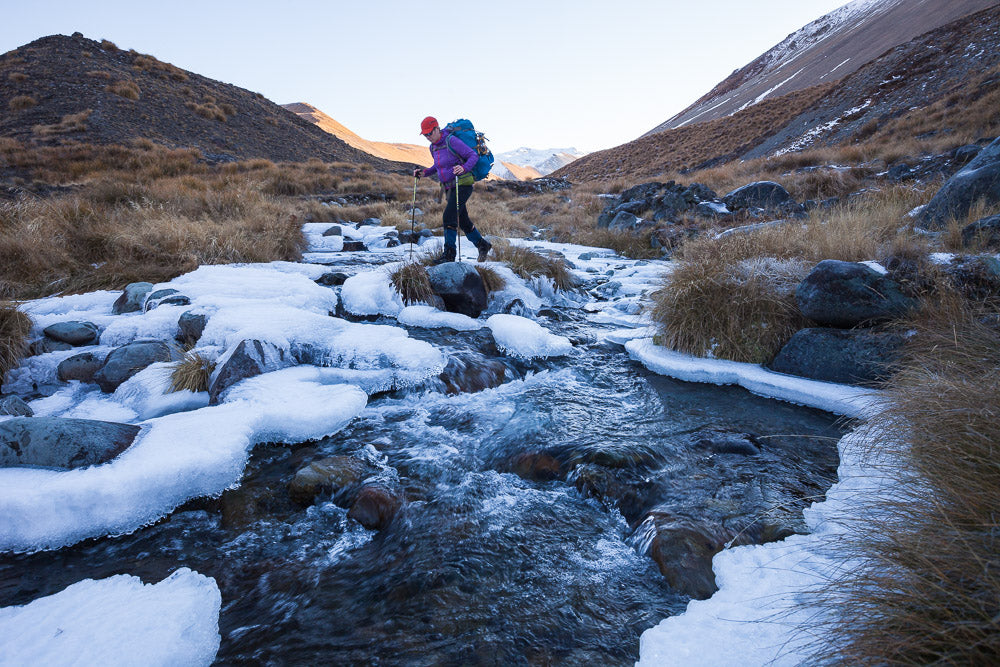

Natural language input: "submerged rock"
[0,417,141,469]
[348,484,402,530]
[288,455,376,507]
[438,354,506,395]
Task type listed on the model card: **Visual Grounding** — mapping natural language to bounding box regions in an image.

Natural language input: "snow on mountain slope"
[646,0,999,134]
[496,147,587,177]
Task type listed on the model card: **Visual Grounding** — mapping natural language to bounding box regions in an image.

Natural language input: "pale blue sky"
[3,0,849,153]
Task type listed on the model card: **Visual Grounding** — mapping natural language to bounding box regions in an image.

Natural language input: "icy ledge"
[626,338,890,665]
[0,568,221,667]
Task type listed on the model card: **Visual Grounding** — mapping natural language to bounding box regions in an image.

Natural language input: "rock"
[348,484,402,530]
[692,431,762,456]
[941,254,1000,301]
[426,262,488,318]
[886,163,912,182]
[342,240,366,252]
[177,311,208,345]
[438,354,506,395]
[769,327,906,386]
[796,260,917,327]
[608,210,641,231]
[209,339,291,404]
[94,340,182,393]
[0,396,33,417]
[722,181,793,210]
[360,217,381,227]
[960,213,1000,249]
[642,515,738,600]
[288,455,376,507]
[920,136,1000,226]
[321,225,342,237]
[144,289,190,312]
[43,321,99,346]
[314,272,349,287]
[57,351,104,383]
[952,144,981,166]
[28,338,73,356]
[684,182,718,201]
[0,417,141,469]
[509,452,562,481]
[112,282,153,314]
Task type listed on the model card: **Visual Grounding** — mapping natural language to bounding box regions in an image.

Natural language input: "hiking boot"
[431,246,457,265]
[476,239,492,262]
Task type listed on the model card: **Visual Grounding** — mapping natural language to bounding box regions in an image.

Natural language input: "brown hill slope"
[0,33,401,167]
[283,102,431,167]
[557,3,1000,183]
[648,0,999,134]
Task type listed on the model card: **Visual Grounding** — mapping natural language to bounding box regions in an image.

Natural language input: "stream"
[0,246,847,665]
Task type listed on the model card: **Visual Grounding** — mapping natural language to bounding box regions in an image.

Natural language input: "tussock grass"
[0,303,32,384]
[8,72,28,83]
[571,227,663,259]
[106,79,141,100]
[474,265,506,294]
[809,296,1000,664]
[169,351,215,393]
[8,95,36,111]
[489,240,575,290]
[650,236,812,363]
[185,101,228,122]
[390,262,433,305]
[33,110,91,136]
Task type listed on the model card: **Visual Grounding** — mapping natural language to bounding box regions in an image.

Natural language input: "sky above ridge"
[4,0,850,154]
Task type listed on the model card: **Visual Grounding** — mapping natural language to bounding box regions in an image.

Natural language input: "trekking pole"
[409,172,417,261]
[455,176,461,263]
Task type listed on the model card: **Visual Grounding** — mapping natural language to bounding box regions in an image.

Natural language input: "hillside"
[647,0,999,134]
[557,3,1000,182]
[283,102,430,167]
[0,34,401,167]
[492,161,543,181]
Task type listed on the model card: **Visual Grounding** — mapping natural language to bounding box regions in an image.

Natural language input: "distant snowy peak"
[495,147,588,178]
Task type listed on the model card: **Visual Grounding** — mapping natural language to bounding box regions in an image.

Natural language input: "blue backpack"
[443,119,495,181]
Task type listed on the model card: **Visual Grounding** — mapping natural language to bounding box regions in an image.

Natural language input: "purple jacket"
[423,133,478,186]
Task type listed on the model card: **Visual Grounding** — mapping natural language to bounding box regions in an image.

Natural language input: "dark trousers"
[442,184,484,249]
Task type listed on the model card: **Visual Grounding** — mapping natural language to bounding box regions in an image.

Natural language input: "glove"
[413,167,423,178]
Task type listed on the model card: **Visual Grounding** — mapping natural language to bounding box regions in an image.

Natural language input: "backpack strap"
[443,133,460,159]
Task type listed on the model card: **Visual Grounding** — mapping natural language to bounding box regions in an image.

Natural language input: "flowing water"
[0,254,847,665]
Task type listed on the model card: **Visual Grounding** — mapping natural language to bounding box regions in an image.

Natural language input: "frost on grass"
[486,314,573,360]
[0,568,221,667]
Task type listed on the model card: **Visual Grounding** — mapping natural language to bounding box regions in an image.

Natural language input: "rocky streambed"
[0,232,847,665]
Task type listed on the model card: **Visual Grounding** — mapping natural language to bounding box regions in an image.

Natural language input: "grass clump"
[809,297,1000,664]
[106,79,141,100]
[474,264,506,294]
[169,351,215,393]
[650,235,812,363]
[33,109,91,136]
[8,95,36,111]
[0,303,32,384]
[390,262,433,305]
[489,240,575,290]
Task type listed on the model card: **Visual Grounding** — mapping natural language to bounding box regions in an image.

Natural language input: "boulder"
[769,327,906,386]
[28,338,73,356]
[177,311,208,345]
[692,430,762,456]
[642,515,740,600]
[960,213,1000,249]
[43,321,99,346]
[314,272,349,287]
[112,282,153,315]
[722,181,793,210]
[360,217,381,226]
[209,339,291,404]
[342,240,366,252]
[321,225,342,237]
[426,262,488,318]
[920,136,1000,226]
[0,396,33,417]
[144,289,190,312]
[796,260,917,327]
[0,417,141,469]
[348,484,402,530]
[94,340,182,393]
[57,351,104,383]
[438,353,506,395]
[608,211,641,231]
[952,144,982,166]
[288,455,376,507]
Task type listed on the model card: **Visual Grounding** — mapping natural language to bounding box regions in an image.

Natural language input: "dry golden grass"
[106,79,140,100]
[650,238,812,363]
[85,70,112,80]
[489,240,575,290]
[100,39,119,52]
[809,296,1000,664]
[390,262,434,305]
[8,72,28,83]
[185,101,227,122]
[33,109,92,136]
[169,351,215,393]
[0,303,32,384]
[131,53,189,81]
[474,264,506,294]
[8,95,36,111]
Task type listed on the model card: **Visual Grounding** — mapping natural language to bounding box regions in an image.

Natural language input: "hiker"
[414,116,492,264]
